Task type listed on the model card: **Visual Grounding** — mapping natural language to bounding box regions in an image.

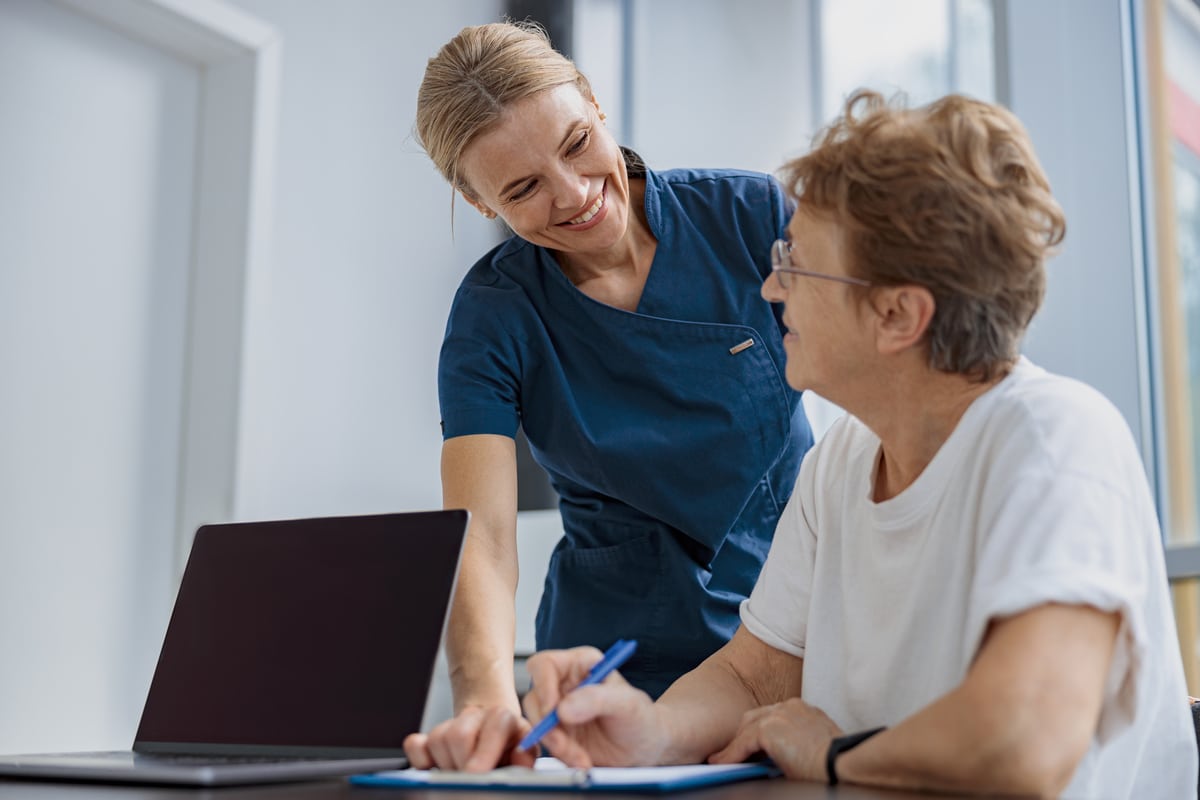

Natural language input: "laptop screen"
[133,511,466,755]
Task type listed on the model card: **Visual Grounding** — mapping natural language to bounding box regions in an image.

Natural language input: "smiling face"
[457,84,632,256]
[762,207,875,399]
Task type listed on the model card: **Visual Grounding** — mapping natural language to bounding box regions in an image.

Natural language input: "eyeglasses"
[770,239,872,290]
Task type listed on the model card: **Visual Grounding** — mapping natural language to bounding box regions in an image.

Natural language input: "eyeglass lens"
[772,240,792,289]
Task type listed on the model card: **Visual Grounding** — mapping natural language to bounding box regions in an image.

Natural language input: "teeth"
[568,193,603,225]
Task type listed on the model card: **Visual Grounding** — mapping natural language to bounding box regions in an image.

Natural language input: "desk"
[0,777,986,799]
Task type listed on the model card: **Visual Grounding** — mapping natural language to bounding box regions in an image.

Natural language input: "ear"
[871,285,935,356]
[589,93,606,122]
[459,189,497,220]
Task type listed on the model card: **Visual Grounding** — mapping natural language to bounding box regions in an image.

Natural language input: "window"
[817,0,995,122]
[807,0,996,437]
[1142,0,1200,689]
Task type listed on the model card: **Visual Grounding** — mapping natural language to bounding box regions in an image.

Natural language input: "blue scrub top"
[438,162,813,697]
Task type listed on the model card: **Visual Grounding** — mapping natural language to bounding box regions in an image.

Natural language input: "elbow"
[961,704,1089,798]
[988,740,1083,799]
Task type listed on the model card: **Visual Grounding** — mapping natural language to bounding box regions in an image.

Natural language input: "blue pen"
[518,638,638,751]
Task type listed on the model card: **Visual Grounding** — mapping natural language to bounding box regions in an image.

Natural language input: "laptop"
[0,509,468,786]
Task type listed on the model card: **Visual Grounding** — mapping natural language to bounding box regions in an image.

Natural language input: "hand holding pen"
[519,639,638,751]
[520,639,667,768]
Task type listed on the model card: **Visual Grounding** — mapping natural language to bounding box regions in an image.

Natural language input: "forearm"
[837,683,1077,797]
[654,631,799,764]
[445,536,521,713]
[651,662,757,764]
[838,605,1113,797]
[440,434,522,714]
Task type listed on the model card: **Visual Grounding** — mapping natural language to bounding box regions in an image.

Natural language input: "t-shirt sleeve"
[967,468,1153,743]
[740,449,820,658]
[437,284,523,440]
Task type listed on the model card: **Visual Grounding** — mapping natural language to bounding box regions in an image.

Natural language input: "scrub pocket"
[535,526,669,694]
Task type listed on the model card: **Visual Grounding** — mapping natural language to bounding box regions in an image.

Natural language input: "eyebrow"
[498,118,588,198]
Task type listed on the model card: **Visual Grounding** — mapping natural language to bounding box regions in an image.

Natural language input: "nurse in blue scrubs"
[402,21,812,771]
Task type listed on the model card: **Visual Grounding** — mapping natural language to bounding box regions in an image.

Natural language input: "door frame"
[52,0,280,572]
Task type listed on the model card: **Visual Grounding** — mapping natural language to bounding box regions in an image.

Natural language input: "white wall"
[1004,0,1151,462]
[628,0,816,173]
[0,0,504,750]
[225,0,815,530]
[225,0,502,523]
[217,0,505,730]
[0,0,198,752]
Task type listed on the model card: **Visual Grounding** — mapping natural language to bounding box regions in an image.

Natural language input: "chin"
[577,218,626,251]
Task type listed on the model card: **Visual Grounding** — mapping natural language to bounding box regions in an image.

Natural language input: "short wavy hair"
[779,90,1066,382]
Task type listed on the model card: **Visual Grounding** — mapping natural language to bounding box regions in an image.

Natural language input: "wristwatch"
[825,726,886,785]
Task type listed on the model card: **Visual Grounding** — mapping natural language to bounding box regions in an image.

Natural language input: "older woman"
[520,91,1196,797]
[402,22,812,770]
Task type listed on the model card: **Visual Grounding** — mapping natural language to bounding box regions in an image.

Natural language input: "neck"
[557,179,653,283]
[857,362,1011,502]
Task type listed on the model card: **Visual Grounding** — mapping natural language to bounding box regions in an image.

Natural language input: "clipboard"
[350,757,779,793]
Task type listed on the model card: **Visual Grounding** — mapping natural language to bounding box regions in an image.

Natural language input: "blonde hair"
[780,90,1066,382]
[416,21,593,198]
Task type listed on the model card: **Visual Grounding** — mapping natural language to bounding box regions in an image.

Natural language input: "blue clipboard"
[350,757,779,793]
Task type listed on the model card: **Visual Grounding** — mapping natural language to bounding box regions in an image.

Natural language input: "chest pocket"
[523,315,790,555]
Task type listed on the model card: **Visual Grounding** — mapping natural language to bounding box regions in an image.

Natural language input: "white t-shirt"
[741,358,1196,798]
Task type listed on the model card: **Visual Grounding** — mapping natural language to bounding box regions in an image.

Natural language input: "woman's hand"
[708,698,842,782]
[522,647,666,768]
[403,704,535,771]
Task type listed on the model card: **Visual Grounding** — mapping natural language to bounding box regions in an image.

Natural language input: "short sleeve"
[968,468,1153,742]
[740,453,819,658]
[437,284,524,440]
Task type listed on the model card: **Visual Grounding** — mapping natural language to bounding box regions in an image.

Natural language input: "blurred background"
[2,0,1199,751]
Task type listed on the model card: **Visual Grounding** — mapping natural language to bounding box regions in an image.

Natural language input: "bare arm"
[837,603,1119,797]
[441,434,521,713]
[655,627,806,763]
[404,434,528,771]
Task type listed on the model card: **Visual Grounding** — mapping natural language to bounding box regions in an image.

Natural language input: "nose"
[551,167,591,210]
[761,270,786,303]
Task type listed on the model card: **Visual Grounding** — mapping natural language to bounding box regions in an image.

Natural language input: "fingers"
[519,676,637,750]
[532,683,628,768]
[708,721,763,765]
[411,706,526,771]
[504,742,538,769]
[555,679,635,726]
[538,680,654,768]
[540,726,594,769]
[521,648,654,770]
[465,710,529,772]
[524,646,605,722]
[402,732,434,769]
[708,702,783,764]
[710,699,844,782]
[520,685,547,727]
[537,683,637,769]
[440,706,486,769]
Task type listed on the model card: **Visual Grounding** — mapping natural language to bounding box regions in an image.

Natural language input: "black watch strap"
[825,726,886,786]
